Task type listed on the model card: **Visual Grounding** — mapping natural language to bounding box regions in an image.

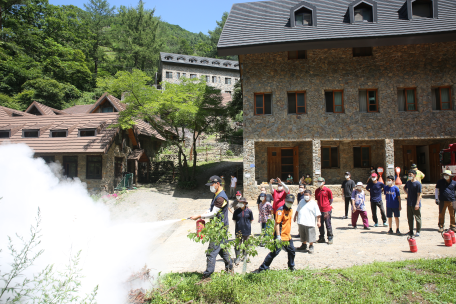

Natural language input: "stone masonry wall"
[161,63,240,93]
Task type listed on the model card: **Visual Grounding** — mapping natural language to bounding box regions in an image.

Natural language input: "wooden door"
[293,146,299,182]
[429,144,441,183]
[402,145,417,173]
[267,147,281,181]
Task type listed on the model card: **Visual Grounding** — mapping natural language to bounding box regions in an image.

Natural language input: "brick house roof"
[25,101,68,115]
[0,106,34,117]
[160,52,239,70]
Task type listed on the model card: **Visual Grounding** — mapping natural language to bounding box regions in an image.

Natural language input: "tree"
[83,0,115,78]
[110,0,162,76]
[98,70,229,188]
[0,0,26,40]
[202,12,237,60]
[226,79,243,119]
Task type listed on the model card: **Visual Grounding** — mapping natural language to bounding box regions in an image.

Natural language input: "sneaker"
[374,223,379,227]
[289,267,296,272]
[328,238,333,245]
[342,215,348,219]
[353,226,357,229]
[317,238,326,243]
[364,226,371,230]
[296,244,308,252]
[308,245,314,254]
[387,229,393,235]
[415,232,420,237]
[396,229,401,235]
[405,231,413,236]
[383,222,388,227]
[438,227,444,233]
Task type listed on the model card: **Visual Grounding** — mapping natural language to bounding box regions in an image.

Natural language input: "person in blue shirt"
[404,170,422,237]
[435,170,456,233]
[384,175,402,235]
[366,173,387,227]
[232,197,254,266]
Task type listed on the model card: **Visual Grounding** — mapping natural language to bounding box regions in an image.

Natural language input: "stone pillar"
[385,139,395,178]
[243,139,256,199]
[312,139,321,185]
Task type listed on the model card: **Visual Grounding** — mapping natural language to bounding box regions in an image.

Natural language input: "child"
[294,190,321,254]
[404,170,422,237]
[384,175,402,235]
[315,177,334,244]
[256,186,267,209]
[232,197,254,266]
[258,193,273,232]
[252,194,296,273]
[351,182,370,230]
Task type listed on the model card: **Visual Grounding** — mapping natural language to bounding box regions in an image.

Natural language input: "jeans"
[407,205,422,233]
[352,210,369,228]
[370,200,387,224]
[203,239,233,277]
[439,201,456,228]
[318,210,333,240]
[344,197,352,216]
[259,239,295,271]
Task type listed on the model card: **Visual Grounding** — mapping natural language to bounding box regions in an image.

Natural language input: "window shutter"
[264,94,272,114]
[325,92,333,112]
[397,90,405,111]
[359,90,367,112]
[331,147,338,167]
[288,93,296,114]
[354,147,361,167]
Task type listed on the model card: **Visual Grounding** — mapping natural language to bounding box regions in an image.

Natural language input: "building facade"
[218,0,456,197]
[158,53,240,94]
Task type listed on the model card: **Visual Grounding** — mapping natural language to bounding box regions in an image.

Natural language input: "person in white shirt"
[230,175,238,198]
[293,190,321,254]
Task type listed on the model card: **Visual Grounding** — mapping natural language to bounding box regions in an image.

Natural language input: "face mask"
[318,182,323,187]
[285,202,293,209]
[277,186,283,191]
[356,186,362,191]
[304,196,310,201]
[237,203,245,208]
[260,197,265,201]
[387,181,393,186]
[298,188,304,193]
[407,176,413,181]
[444,175,451,181]
[210,186,216,193]
[236,196,241,200]
[345,175,349,179]
[307,176,310,178]
[372,177,377,182]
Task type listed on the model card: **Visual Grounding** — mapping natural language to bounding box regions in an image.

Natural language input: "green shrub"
[232,129,243,137]
[225,150,234,156]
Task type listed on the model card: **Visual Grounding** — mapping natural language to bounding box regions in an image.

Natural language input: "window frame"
[212,76,217,83]
[321,146,339,169]
[326,90,344,113]
[288,50,307,60]
[0,130,11,138]
[438,86,452,111]
[22,129,40,138]
[177,72,180,79]
[254,92,272,116]
[86,155,102,179]
[165,71,172,79]
[63,156,78,178]
[225,78,231,85]
[404,88,418,112]
[50,129,68,137]
[190,74,197,79]
[78,128,97,137]
[365,89,379,113]
[206,75,210,83]
[287,91,307,114]
[353,146,371,168]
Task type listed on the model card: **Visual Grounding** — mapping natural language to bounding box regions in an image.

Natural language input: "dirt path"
[106,163,456,275]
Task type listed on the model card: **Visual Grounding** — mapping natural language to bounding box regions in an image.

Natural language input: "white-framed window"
[225,78,231,85]
[166,72,172,79]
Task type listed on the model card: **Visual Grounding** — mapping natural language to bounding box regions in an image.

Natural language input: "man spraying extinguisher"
[190,175,233,279]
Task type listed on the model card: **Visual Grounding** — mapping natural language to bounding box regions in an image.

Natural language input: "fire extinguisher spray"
[407,235,418,252]
[442,229,453,247]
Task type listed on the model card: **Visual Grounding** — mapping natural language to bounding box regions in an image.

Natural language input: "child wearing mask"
[258,193,273,235]
[269,177,290,215]
[351,182,370,229]
[384,176,402,235]
[252,194,296,272]
[229,191,242,214]
[256,186,267,209]
[366,173,387,227]
[341,172,356,219]
[315,177,334,244]
[294,190,321,254]
[232,197,254,266]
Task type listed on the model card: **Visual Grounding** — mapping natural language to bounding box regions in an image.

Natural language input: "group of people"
[190,165,456,279]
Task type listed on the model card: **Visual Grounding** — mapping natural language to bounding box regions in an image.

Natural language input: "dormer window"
[348,0,377,24]
[189,58,197,63]
[50,130,67,137]
[201,60,209,64]
[212,61,220,66]
[177,56,185,62]
[223,62,232,67]
[79,129,96,137]
[164,56,173,60]
[234,63,239,67]
[0,130,10,138]
[290,1,317,27]
[23,129,39,138]
[412,0,433,18]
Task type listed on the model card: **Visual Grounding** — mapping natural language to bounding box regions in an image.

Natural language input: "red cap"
[236,191,242,196]
[371,173,378,177]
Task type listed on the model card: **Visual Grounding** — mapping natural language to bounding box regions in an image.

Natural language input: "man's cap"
[345,172,350,175]
[371,173,378,177]
[356,182,364,186]
[205,175,222,186]
[285,194,295,202]
[238,197,248,203]
[410,164,417,169]
[236,191,242,196]
[441,170,454,176]
[317,177,325,182]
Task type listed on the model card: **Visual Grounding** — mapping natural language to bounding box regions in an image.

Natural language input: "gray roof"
[160,52,239,70]
[218,0,456,55]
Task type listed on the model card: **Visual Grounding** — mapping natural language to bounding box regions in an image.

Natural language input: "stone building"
[158,52,240,94]
[0,94,165,192]
[218,0,456,197]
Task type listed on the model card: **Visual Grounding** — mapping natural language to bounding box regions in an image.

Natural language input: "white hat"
[356,182,363,186]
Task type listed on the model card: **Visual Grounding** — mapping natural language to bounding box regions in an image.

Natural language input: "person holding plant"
[252,194,296,273]
[232,197,254,266]
[294,190,321,254]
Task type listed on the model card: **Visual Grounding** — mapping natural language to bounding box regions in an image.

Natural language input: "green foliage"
[147,257,456,303]
[22,78,82,109]
[232,128,243,137]
[227,80,243,119]
[225,150,234,156]
[0,92,22,110]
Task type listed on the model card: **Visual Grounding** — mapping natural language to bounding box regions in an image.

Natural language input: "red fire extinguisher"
[196,219,205,239]
[407,235,417,252]
[443,229,453,247]
[449,229,456,245]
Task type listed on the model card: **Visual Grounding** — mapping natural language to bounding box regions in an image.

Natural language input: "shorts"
[298,225,316,243]
[387,207,400,218]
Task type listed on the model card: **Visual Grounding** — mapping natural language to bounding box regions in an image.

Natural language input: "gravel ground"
[106,162,456,275]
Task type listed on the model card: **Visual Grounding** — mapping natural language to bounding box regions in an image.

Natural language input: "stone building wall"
[161,62,240,93]
[241,41,456,197]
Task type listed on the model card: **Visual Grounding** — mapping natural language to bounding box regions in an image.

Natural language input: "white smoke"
[0,143,175,303]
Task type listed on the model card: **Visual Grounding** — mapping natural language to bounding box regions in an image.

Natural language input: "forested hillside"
[0,0,235,111]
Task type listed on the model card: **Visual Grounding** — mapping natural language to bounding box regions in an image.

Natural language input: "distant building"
[218,0,456,197]
[0,94,165,192]
[158,52,240,95]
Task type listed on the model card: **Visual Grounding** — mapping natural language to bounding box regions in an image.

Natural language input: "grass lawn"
[146,258,456,303]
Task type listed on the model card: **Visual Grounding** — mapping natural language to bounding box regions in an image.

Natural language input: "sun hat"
[441,170,454,176]
[371,173,378,177]
[356,182,363,186]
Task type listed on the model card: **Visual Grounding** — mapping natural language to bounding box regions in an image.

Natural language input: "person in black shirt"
[297,184,306,203]
[232,197,254,266]
[435,170,456,232]
[341,172,356,219]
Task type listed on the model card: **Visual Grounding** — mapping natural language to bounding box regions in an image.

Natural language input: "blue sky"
[49,0,255,34]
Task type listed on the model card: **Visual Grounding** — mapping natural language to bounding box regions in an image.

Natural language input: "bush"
[225,150,234,156]
[232,128,243,137]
